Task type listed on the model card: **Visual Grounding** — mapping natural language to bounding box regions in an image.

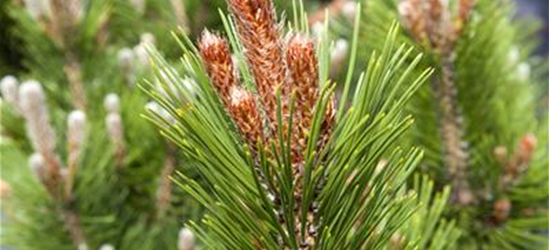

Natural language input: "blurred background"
[0,0,547,75]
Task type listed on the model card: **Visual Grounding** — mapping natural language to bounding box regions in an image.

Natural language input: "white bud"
[133,44,150,68]
[130,0,146,14]
[517,63,530,82]
[29,153,46,180]
[29,153,44,170]
[178,228,195,250]
[342,1,357,21]
[117,48,134,69]
[1,75,19,108]
[333,39,350,61]
[311,21,324,39]
[19,80,45,109]
[68,110,87,150]
[507,46,520,67]
[104,94,120,114]
[106,113,123,142]
[99,244,115,250]
[146,101,175,124]
[19,80,57,154]
[105,112,125,160]
[140,32,156,45]
[77,243,88,250]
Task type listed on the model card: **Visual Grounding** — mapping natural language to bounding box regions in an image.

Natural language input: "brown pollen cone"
[500,134,537,189]
[227,0,288,132]
[199,30,263,148]
[286,35,335,164]
[199,30,238,107]
[286,36,319,248]
[286,35,319,163]
[493,197,512,224]
[229,86,263,148]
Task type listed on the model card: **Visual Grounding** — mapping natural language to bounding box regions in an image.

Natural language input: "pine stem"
[61,207,88,250]
[64,53,87,110]
[433,54,471,205]
[155,143,177,218]
[42,154,64,200]
[65,150,78,199]
[49,0,87,110]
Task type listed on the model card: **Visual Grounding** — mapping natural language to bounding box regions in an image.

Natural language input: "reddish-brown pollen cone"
[199,30,238,107]
[287,35,319,162]
[518,133,537,162]
[199,30,263,149]
[229,86,263,148]
[228,0,287,133]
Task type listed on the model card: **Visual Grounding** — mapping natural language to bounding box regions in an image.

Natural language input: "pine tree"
[357,0,549,248]
[144,0,457,248]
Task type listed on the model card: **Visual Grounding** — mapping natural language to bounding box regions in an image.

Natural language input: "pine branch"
[19,81,64,200]
[104,93,126,166]
[49,0,88,109]
[399,0,475,205]
[13,80,90,249]
[433,56,471,205]
[359,0,548,248]
[145,0,435,247]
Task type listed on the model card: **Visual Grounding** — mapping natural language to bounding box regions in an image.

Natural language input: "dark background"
[515,0,549,55]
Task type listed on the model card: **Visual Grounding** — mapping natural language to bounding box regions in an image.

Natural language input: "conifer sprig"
[145,1,434,248]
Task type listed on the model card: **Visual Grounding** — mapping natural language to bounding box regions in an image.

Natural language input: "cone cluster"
[198,1,336,248]
[199,0,334,161]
